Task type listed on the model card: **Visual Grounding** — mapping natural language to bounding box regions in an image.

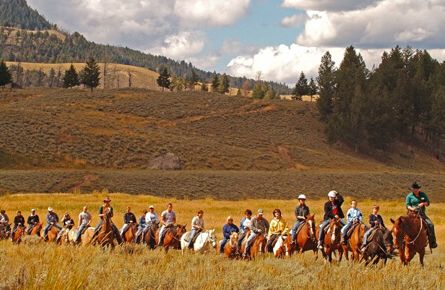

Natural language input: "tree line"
[312,46,445,155]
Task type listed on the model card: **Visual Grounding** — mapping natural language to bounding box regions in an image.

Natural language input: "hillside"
[0,0,52,30]
[0,88,444,199]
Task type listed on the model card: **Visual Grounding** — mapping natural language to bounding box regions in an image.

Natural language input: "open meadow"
[0,193,444,289]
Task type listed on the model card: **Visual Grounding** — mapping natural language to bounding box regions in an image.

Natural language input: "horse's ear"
[390,218,395,224]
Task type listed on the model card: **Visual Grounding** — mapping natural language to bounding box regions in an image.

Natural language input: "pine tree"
[293,72,309,99]
[316,52,336,121]
[211,74,220,93]
[252,82,266,99]
[63,64,80,88]
[308,78,317,96]
[218,73,230,94]
[48,68,55,88]
[157,67,171,91]
[80,58,101,92]
[0,60,12,87]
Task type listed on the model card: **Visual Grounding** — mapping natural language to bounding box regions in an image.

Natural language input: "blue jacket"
[139,216,146,226]
[223,223,239,239]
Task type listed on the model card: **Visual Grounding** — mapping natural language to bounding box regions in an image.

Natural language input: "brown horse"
[294,214,318,257]
[155,225,187,252]
[223,232,240,259]
[29,223,42,236]
[322,218,343,263]
[343,222,366,261]
[12,225,26,244]
[360,227,394,266]
[391,212,428,266]
[92,209,115,248]
[123,222,138,244]
[46,226,60,243]
[142,223,159,249]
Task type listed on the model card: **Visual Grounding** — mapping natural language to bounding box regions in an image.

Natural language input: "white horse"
[272,235,291,257]
[180,229,217,254]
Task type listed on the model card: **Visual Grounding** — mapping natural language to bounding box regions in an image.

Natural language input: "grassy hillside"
[0,193,444,289]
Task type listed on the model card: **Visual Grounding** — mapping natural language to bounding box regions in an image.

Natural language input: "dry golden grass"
[0,193,444,289]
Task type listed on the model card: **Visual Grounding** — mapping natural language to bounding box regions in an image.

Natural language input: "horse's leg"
[419,248,425,267]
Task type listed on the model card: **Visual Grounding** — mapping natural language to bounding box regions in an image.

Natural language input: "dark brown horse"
[142,223,159,249]
[343,222,366,261]
[92,209,115,248]
[294,214,318,257]
[123,222,138,244]
[360,227,394,266]
[391,212,428,266]
[155,225,187,252]
[12,225,26,244]
[322,218,343,263]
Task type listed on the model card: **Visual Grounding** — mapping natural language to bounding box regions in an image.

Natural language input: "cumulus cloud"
[282,0,380,12]
[174,0,251,26]
[297,0,445,48]
[149,31,205,59]
[281,14,307,27]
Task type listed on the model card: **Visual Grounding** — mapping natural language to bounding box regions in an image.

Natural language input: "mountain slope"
[0,0,52,30]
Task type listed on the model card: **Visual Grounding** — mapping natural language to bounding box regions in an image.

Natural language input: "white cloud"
[297,0,445,48]
[281,14,307,27]
[282,0,379,12]
[149,31,205,59]
[174,0,251,26]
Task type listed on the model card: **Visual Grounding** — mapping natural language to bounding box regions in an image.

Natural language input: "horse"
[0,223,11,240]
[46,226,61,243]
[294,214,318,257]
[28,223,42,236]
[360,227,394,266]
[142,223,159,249]
[322,218,343,263]
[123,222,138,244]
[342,221,366,261]
[273,235,291,258]
[12,225,26,244]
[91,209,115,248]
[222,232,240,259]
[155,224,187,252]
[391,211,428,266]
[241,233,267,259]
[180,229,217,254]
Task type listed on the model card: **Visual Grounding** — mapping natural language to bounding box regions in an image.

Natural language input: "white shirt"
[191,216,204,230]
[145,212,159,224]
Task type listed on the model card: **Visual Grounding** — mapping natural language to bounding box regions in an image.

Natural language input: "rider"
[11,210,25,239]
[406,182,437,248]
[43,207,62,240]
[238,209,253,247]
[27,209,40,235]
[120,206,137,239]
[244,209,269,257]
[340,200,363,244]
[0,209,10,233]
[291,194,310,243]
[92,197,123,244]
[56,212,75,242]
[267,209,289,252]
[146,205,160,228]
[219,216,239,254]
[361,205,385,250]
[317,190,345,249]
[157,203,176,246]
[75,206,92,243]
[135,209,148,243]
[188,210,204,249]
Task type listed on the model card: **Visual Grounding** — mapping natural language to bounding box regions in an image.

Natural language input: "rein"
[406,214,423,245]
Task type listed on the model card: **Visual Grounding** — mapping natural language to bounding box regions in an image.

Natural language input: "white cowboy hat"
[328,190,337,198]
[48,207,53,211]
[298,194,307,200]
[149,205,154,209]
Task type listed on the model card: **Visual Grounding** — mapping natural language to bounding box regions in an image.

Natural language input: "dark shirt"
[139,215,146,226]
[295,205,310,220]
[62,217,74,228]
[124,212,137,224]
[369,214,385,228]
[46,212,59,224]
[99,206,114,218]
[0,213,9,222]
[27,215,40,225]
[323,194,345,220]
[223,223,239,239]
[14,215,25,226]
[251,217,269,234]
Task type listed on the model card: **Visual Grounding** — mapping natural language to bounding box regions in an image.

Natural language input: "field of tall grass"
[0,193,444,289]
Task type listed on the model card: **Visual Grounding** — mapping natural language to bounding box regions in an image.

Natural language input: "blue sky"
[27,0,445,84]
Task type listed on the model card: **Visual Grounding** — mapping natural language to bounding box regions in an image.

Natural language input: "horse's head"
[176,224,187,237]
[306,214,316,240]
[390,217,405,250]
[230,232,238,244]
[208,229,217,248]
[383,228,394,254]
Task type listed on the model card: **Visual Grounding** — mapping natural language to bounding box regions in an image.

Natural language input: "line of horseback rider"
[0,182,437,251]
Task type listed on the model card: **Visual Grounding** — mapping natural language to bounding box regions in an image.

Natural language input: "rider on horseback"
[157,203,176,246]
[244,209,269,257]
[361,205,385,251]
[267,209,289,252]
[56,212,75,242]
[135,209,147,243]
[238,209,252,247]
[291,194,310,243]
[43,207,62,241]
[26,209,40,235]
[0,209,10,233]
[75,206,92,242]
[318,190,345,249]
[92,197,123,244]
[188,210,204,249]
[406,182,437,248]
[220,216,239,254]
[120,206,137,239]
[340,200,363,245]
[11,210,25,240]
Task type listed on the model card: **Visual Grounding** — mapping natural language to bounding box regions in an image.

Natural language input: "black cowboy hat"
[411,182,421,189]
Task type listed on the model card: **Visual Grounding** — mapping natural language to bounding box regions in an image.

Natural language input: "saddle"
[367,227,381,242]
[183,231,201,243]
[346,222,361,238]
